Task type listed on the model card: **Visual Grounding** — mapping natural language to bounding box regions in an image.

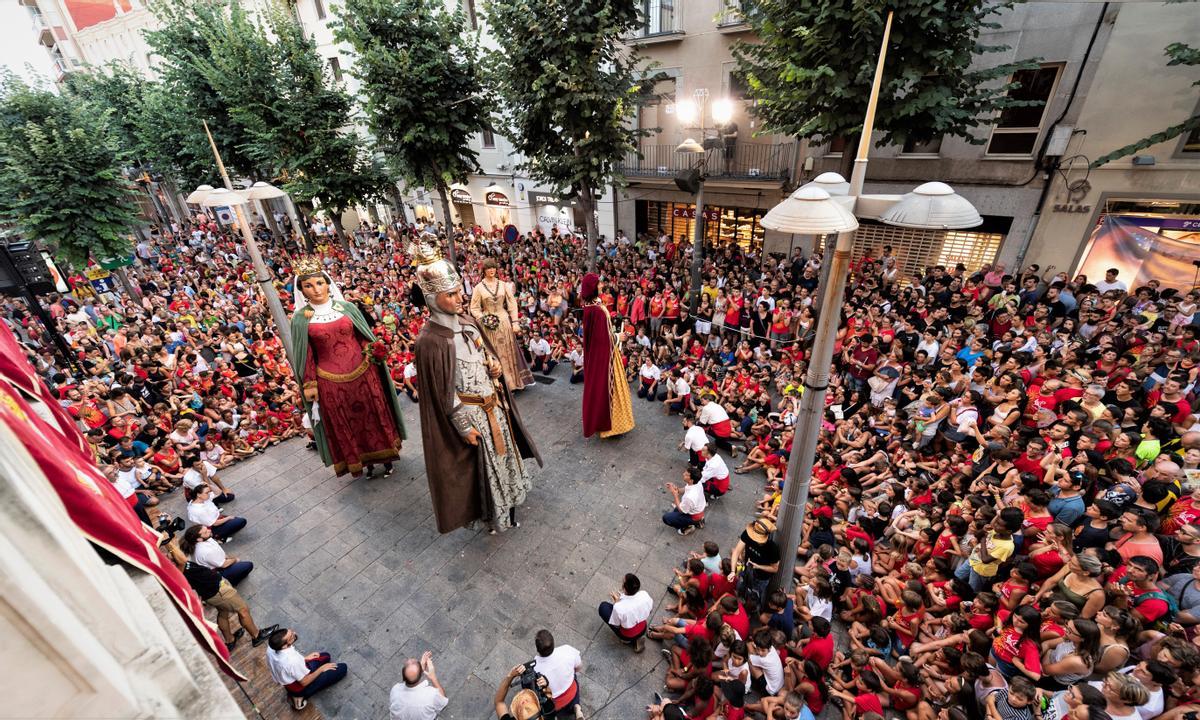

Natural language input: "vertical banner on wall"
[1078,216,1200,291]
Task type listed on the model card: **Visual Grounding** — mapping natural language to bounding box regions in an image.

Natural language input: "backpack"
[1132,588,1179,631]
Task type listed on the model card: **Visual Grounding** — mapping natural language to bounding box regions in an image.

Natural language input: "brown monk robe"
[414,314,543,533]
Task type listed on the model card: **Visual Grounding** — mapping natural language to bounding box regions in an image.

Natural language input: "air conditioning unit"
[748,168,761,177]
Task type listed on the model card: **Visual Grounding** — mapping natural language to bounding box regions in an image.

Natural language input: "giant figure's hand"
[464,429,482,446]
[303,386,318,403]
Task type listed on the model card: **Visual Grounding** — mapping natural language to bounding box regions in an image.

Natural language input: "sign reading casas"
[672,206,721,221]
[450,188,473,204]
[485,191,510,207]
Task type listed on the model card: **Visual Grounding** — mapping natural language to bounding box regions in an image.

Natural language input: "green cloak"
[289,300,407,468]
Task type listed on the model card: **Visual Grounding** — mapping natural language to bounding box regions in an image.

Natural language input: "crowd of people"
[6,205,1200,720]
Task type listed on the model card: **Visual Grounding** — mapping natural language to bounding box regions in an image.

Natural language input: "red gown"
[304,315,402,475]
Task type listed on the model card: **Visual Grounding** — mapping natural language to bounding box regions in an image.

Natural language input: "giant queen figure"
[410,238,542,534]
[581,273,635,438]
[290,256,406,478]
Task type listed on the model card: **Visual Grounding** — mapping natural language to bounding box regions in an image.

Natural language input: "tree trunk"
[578,177,599,272]
[435,184,457,264]
[386,187,404,223]
[296,201,318,252]
[328,212,349,248]
[838,133,860,182]
[113,266,140,300]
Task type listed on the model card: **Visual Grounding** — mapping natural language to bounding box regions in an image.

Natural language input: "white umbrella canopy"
[761,186,860,235]
[879,181,982,229]
[243,181,288,200]
[801,171,851,197]
[199,188,249,208]
[184,184,215,204]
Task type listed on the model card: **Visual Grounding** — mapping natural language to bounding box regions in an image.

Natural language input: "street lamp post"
[675,92,734,319]
[195,122,296,372]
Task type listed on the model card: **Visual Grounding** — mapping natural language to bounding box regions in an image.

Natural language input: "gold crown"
[294,255,324,277]
[407,233,444,267]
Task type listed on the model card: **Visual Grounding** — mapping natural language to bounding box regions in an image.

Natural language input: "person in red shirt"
[798,616,834,670]
[1121,556,1173,626]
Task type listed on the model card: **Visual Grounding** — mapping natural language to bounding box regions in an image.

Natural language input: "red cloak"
[582,303,614,437]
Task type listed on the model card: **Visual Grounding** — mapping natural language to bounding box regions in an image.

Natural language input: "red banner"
[0,324,243,680]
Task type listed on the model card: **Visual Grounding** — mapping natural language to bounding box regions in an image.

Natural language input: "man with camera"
[389,651,448,719]
[531,629,584,718]
[493,663,554,720]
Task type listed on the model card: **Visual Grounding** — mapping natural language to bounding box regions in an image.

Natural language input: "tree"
[333,0,490,260]
[0,75,139,269]
[1090,41,1199,167]
[483,0,654,271]
[146,0,389,243]
[732,1,1038,177]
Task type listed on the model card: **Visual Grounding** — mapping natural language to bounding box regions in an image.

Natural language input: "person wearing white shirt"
[661,371,691,414]
[747,628,785,696]
[180,524,254,585]
[700,444,731,497]
[266,627,348,711]
[663,466,707,535]
[1095,268,1128,295]
[566,346,585,384]
[678,413,709,466]
[696,395,736,454]
[389,652,449,720]
[186,483,246,541]
[597,573,654,652]
[532,630,584,717]
[401,362,419,401]
[182,454,235,503]
[527,333,557,374]
[637,359,662,400]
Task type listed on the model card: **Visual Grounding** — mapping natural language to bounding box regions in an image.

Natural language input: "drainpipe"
[1012,2,1109,271]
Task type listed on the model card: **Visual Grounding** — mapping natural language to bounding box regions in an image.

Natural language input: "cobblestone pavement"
[200,369,763,719]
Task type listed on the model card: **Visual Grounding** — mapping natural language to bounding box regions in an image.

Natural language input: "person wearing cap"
[728,519,781,602]
[598,573,654,653]
[493,663,551,720]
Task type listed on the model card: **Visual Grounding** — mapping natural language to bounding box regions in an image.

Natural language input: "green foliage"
[333,0,489,195]
[481,0,654,203]
[731,0,1040,149]
[144,0,388,214]
[1090,41,1199,168]
[0,75,138,267]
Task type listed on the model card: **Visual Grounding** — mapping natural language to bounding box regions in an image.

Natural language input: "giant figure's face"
[435,289,463,315]
[300,274,330,305]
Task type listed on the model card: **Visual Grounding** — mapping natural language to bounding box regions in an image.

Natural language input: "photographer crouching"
[494,629,584,719]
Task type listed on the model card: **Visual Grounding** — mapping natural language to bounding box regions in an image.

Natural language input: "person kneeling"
[599,573,654,653]
[266,627,348,711]
[663,467,707,536]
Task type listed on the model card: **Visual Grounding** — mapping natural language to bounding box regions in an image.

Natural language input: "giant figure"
[410,239,542,534]
[468,258,532,391]
[290,256,406,478]
[581,273,635,438]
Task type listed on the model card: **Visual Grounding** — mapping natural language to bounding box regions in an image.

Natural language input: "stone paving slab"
[189,370,767,719]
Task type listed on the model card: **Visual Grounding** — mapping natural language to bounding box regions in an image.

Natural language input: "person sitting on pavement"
[598,572,655,653]
[663,466,707,536]
[266,627,349,711]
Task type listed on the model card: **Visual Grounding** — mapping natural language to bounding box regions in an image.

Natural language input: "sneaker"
[634,635,645,653]
[679,525,697,536]
[653,692,664,707]
[290,696,308,711]
[574,706,585,719]
[661,648,672,662]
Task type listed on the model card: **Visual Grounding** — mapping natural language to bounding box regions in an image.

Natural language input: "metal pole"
[688,175,706,319]
[770,228,856,594]
[848,11,893,198]
[202,121,296,372]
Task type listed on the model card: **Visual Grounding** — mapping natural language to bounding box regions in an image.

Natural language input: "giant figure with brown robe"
[410,238,542,534]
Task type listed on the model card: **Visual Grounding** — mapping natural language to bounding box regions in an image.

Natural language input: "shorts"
[206,580,247,613]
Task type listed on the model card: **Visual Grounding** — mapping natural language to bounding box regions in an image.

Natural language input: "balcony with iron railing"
[717,0,754,31]
[627,0,684,43]
[618,141,796,182]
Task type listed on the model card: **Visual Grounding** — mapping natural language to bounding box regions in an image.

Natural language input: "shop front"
[531,192,582,237]
[636,199,768,250]
[1074,197,1200,290]
[450,186,476,228]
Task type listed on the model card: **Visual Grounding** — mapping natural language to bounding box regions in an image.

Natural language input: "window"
[902,135,943,156]
[728,69,750,101]
[328,57,342,82]
[481,129,495,148]
[826,136,847,157]
[986,64,1062,156]
[313,0,326,20]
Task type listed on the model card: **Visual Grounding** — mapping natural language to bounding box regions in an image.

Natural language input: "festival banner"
[1078,215,1200,291]
[0,325,243,680]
